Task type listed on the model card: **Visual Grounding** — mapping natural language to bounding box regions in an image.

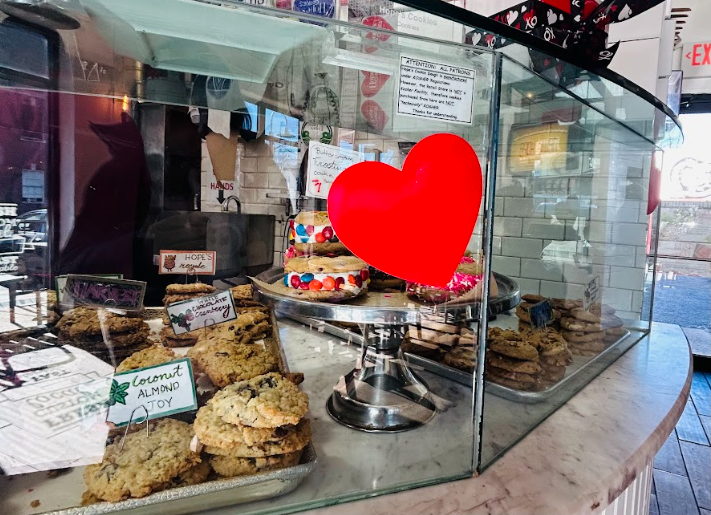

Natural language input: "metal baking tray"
[284,315,631,404]
[255,268,520,325]
[0,306,316,515]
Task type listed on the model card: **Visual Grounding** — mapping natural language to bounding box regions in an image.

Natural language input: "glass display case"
[0,1,680,514]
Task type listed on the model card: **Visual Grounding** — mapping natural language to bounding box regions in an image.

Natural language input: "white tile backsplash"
[501,237,543,259]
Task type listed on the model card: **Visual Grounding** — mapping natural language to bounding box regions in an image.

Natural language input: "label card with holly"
[306,141,364,199]
[166,290,236,335]
[583,276,600,311]
[106,358,197,427]
[159,250,216,275]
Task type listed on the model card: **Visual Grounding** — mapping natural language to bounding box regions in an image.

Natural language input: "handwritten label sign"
[55,274,122,304]
[0,203,23,273]
[584,276,601,311]
[159,250,216,275]
[306,141,364,199]
[396,55,475,124]
[63,275,146,310]
[166,290,236,335]
[529,299,553,330]
[106,358,197,427]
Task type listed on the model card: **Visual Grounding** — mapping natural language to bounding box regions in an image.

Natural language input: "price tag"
[529,299,553,330]
[306,141,364,199]
[583,276,601,311]
[63,275,146,310]
[106,358,198,427]
[166,290,236,335]
[159,250,216,275]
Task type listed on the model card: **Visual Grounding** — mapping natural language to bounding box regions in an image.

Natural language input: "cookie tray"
[284,314,631,404]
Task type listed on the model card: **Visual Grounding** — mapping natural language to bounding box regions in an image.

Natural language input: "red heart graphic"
[328,134,482,287]
[360,100,388,132]
[361,71,390,97]
[362,16,393,53]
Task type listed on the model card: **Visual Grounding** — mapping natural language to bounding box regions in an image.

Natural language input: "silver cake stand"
[253,268,520,433]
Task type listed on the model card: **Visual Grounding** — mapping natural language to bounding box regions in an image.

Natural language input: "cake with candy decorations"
[284,256,369,300]
[406,254,498,304]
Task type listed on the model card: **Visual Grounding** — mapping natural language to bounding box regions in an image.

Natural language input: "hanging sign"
[583,276,601,311]
[396,55,476,124]
[159,250,216,275]
[166,290,236,335]
[63,275,146,310]
[682,41,711,79]
[106,358,198,427]
[529,299,554,330]
[306,141,364,199]
[55,274,123,304]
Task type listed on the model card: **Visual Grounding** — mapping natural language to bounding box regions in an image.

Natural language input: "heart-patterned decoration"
[327,134,482,287]
[360,100,388,132]
[360,71,390,98]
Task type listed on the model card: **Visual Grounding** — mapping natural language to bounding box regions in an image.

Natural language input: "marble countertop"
[205,321,691,515]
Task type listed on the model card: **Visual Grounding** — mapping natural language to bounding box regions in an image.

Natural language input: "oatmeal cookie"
[163,293,208,306]
[204,419,311,457]
[230,284,253,300]
[488,339,538,361]
[160,325,199,347]
[443,345,477,372]
[194,403,295,448]
[83,419,200,502]
[487,353,541,374]
[560,317,602,332]
[57,308,147,338]
[166,283,216,295]
[196,340,279,388]
[116,345,177,373]
[211,373,309,428]
[210,450,302,478]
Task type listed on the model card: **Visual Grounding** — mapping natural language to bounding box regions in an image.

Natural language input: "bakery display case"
[0,0,680,514]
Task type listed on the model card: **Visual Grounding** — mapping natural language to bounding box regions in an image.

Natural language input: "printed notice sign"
[159,250,216,275]
[107,358,198,427]
[306,141,365,199]
[583,276,601,311]
[396,55,475,124]
[166,290,236,335]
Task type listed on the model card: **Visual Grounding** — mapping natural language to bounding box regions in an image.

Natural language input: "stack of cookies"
[116,344,177,373]
[82,419,208,503]
[187,311,278,387]
[485,327,571,391]
[515,294,561,331]
[194,372,310,478]
[55,307,151,365]
[560,305,624,356]
[160,283,216,347]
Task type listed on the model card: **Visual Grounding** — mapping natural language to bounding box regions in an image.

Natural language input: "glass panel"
[0,3,496,513]
[480,55,657,469]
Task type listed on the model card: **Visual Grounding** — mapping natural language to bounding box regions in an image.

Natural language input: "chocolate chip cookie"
[210,450,302,478]
[194,403,295,448]
[204,419,311,458]
[195,340,279,388]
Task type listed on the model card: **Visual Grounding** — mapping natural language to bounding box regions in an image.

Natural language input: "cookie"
[537,363,566,385]
[560,317,602,332]
[569,307,601,324]
[488,339,538,361]
[487,373,535,391]
[443,345,477,372]
[210,450,302,478]
[604,326,627,343]
[521,294,545,303]
[561,329,604,343]
[602,315,624,329]
[164,460,211,488]
[194,403,295,448]
[285,255,367,275]
[211,373,309,428]
[196,340,279,388]
[163,293,208,306]
[568,339,607,353]
[293,241,349,255]
[488,327,524,342]
[116,345,177,373]
[294,210,331,226]
[204,419,311,457]
[160,325,199,347]
[57,308,148,338]
[166,283,216,295]
[488,353,541,374]
[401,338,443,361]
[541,349,573,367]
[486,365,539,384]
[230,284,253,300]
[59,328,150,348]
[83,419,201,502]
[525,329,568,356]
[408,327,459,346]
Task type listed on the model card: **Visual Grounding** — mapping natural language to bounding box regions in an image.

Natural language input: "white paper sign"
[396,55,475,124]
[166,290,236,335]
[107,358,197,427]
[159,250,216,275]
[0,344,113,475]
[306,141,365,199]
[583,276,601,311]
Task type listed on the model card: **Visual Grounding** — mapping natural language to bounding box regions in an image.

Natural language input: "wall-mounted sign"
[396,55,476,124]
[509,123,570,175]
[306,141,364,199]
[159,250,216,275]
[166,290,236,335]
[682,41,711,79]
[106,358,198,427]
[63,275,146,310]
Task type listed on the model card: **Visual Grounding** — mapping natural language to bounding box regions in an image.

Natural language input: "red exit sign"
[682,41,711,78]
